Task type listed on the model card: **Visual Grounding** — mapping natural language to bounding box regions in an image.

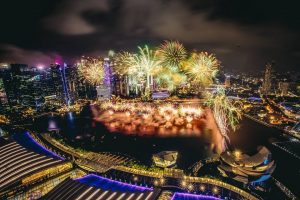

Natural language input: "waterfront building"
[218,147,275,185]
[152,151,178,168]
[0,134,72,199]
[43,174,161,200]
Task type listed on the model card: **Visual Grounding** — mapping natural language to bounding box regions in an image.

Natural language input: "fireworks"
[184,52,220,87]
[204,88,242,142]
[78,57,105,85]
[133,45,160,82]
[114,52,137,75]
[114,45,160,96]
[157,40,187,71]
[155,67,187,90]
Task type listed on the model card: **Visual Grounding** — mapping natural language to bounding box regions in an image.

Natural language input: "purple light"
[21,132,65,160]
[76,174,152,192]
[171,192,222,200]
[103,58,112,86]
[37,65,44,70]
[54,55,63,65]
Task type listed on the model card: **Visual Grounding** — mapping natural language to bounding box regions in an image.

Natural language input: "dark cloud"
[0,44,59,66]
[0,0,299,71]
[44,0,110,35]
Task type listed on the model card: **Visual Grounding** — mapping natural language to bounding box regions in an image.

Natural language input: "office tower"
[261,63,272,95]
[96,58,112,99]
[0,69,9,111]
[278,82,289,96]
[0,64,45,110]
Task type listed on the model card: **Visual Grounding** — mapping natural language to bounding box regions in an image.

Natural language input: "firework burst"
[134,45,160,78]
[184,52,220,87]
[155,68,187,90]
[204,87,242,142]
[114,51,137,75]
[78,57,105,85]
[157,40,187,71]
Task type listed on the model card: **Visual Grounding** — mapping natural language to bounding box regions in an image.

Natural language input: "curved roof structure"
[43,175,161,200]
[0,138,66,194]
[218,147,275,184]
[171,192,222,200]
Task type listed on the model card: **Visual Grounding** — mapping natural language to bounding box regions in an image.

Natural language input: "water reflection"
[35,104,287,168]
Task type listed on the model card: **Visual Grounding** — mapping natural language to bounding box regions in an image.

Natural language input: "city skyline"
[0,1,299,200]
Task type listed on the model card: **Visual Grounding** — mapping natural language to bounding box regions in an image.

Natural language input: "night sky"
[0,0,299,72]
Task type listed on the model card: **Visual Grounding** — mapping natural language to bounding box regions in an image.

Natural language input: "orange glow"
[94,101,204,137]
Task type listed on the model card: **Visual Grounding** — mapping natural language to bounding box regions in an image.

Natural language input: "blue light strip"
[171,192,222,200]
[13,132,64,160]
[59,64,70,106]
[76,174,152,192]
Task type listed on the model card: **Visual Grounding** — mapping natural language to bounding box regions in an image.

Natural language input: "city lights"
[213,187,219,194]
[200,185,205,192]
[37,65,44,70]
[181,180,187,187]
[1,0,299,199]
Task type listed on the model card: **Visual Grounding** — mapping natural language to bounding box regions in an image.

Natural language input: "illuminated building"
[261,63,272,95]
[0,135,72,199]
[44,174,161,200]
[152,151,178,168]
[278,82,289,96]
[96,58,112,100]
[0,75,9,112]
[224,75,231,88]
[218,147,276,184]
[1,64,44,109]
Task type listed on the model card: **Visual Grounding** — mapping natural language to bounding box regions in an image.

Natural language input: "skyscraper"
[96,58,112,99]
[278,82,289,96]
[261,63,272,95]
[0,67,9,112]
[1,64,45,110]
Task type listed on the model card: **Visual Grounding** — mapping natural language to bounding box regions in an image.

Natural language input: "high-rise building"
[44,63,73,106]
[0,68,9,112]
[97,58,112,99]
[224,75,231,88]
[261,63,272,95]
[278,82,289,96]
[1,64,45,110]
[65,65,79,103]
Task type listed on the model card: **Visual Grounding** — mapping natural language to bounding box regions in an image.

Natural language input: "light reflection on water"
[37,105,286,168]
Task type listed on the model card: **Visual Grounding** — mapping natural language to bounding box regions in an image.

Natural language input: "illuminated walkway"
[37,133,260,199]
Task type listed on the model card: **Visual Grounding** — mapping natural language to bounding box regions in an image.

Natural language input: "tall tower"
[261,63,272,95]
[96,58,112,100]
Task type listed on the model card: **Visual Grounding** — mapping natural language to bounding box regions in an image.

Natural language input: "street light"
[200,185,205,192]
[213,187,219,194]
